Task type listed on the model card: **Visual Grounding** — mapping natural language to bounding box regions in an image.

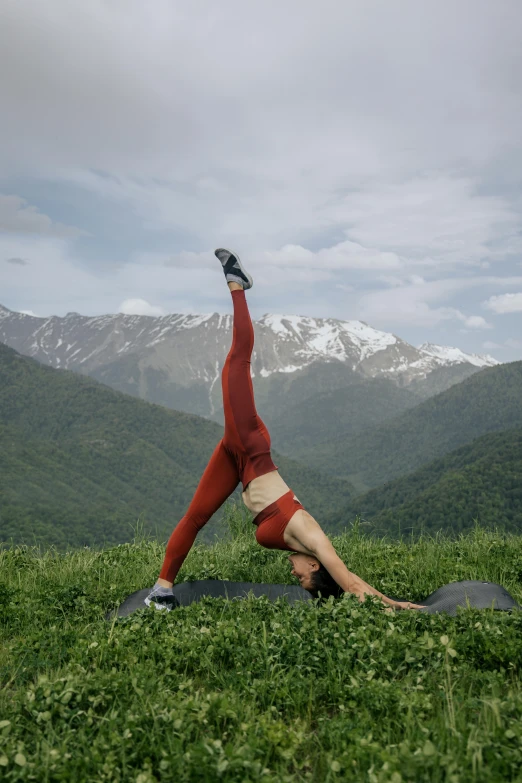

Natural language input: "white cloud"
[119,298,165,317]
[0,195,85,237]
[357,276,522,329]
[330,176,522,269]
[461,315,492,329]
[259,242,402,270]
[132,243,398,297]
[141,242,401,272]
[0,234,231,316]
[483,292,522,314]
[54,169,522,272]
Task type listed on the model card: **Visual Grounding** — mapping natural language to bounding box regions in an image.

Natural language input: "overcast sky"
[1,0,522,360]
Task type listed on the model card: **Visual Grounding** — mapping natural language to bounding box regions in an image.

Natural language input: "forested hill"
[330,428,522,537]
[0,343,352,548]
[295,360,522,491]
[265,375,419,454]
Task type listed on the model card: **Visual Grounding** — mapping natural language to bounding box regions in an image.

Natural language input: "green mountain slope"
[210,361,363,424]
[408,362,482,400]
[0,344,352,548]
[90,352,212,418]
[211,360,419,452]
[266,376,418,453]
[330,428,522,536]
[296,360,522,491]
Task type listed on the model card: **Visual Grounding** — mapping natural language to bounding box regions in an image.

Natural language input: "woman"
[146,249,422,611]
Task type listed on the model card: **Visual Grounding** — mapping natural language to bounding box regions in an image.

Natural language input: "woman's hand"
[388,600,425,611]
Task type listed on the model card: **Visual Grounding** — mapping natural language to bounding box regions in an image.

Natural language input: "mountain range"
[1,336,521,547]
[0,304,498,425]
[2,301,519,548]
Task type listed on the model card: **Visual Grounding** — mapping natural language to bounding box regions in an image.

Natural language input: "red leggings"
[159,290,300,583]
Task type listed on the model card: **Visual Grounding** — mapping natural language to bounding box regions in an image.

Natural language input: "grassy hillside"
[266,377,418,454]
[296,360,522,491]
[1,519,522,782]
[0,343,352,549]
[332,429,522,537]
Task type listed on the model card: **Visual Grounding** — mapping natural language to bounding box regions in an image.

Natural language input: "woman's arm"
[306,533,393,604]
[284,511,423,609]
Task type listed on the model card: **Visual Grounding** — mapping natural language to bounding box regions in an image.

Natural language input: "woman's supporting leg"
[158,440,240,584]
[221,289,277,488]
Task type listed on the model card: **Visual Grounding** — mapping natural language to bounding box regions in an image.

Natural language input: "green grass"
[1,504,522,782]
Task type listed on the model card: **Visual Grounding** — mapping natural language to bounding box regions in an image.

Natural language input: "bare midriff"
[242,469,292,516]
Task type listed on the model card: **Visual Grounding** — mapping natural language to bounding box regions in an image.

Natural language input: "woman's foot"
[215,248,253,290]
[144,582,178,611]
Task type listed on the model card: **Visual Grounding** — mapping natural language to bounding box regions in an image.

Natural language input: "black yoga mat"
[108,580,311,619]
[417,580,520,616]
[107,578,520,620]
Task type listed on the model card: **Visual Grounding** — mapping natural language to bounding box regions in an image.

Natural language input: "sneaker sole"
[144,597,172,612]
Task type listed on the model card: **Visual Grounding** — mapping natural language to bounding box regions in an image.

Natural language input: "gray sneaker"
[144,584,178,612]
[215,248,253,290]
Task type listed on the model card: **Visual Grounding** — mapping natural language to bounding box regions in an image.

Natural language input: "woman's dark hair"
[308,564,344,599]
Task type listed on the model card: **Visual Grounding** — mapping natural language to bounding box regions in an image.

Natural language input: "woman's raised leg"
[221,287,277,488]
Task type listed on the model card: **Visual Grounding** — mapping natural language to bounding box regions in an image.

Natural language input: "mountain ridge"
[331,428,522,536]
[0,304,498,420]
[295,360,522,492]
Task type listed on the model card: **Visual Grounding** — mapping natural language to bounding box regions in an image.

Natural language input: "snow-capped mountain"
[418,343,499,369]
[0,304,499,417]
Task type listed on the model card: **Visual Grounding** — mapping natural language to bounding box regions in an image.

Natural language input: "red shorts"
[253,489,305,551]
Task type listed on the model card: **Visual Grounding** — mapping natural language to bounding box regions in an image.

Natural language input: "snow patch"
[176,314,214,330]
[307,324,346,357]
[259,314,292,336]
[340,320,397,361]
[258,363,306,378]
